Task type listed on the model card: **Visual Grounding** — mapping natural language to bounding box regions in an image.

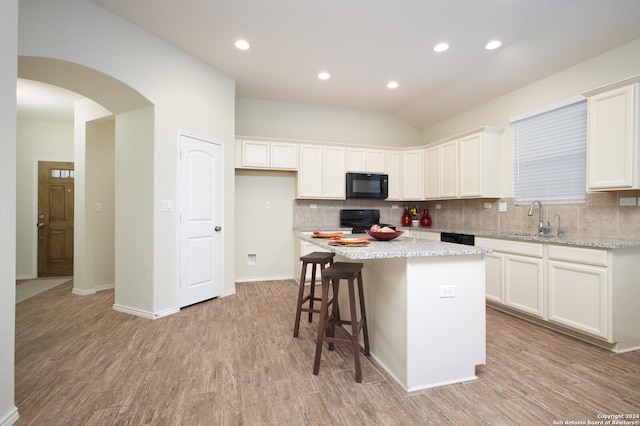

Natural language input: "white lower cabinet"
[504,254,544,318]
[478,237,640,351]
[477,238,544,317]
[547,244,609,340]
[548,260,608,339]
[484,252,503,304]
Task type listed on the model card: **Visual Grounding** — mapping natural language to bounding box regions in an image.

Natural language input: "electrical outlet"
[498,202,507,212]
[439,285,455,298]
[435,204,442,210]
[265,201,271,209]
[392,204,399,209]
[484,202,492,209]
[620,197,637,207]
[310,203,317,209]
[247,253,257,266]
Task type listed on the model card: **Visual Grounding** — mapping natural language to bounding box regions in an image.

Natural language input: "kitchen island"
[298,232,491,391]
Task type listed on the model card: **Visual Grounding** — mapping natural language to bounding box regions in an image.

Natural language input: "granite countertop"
[297,227,640,249]
[399,227,640,249]
[298,233,490,260]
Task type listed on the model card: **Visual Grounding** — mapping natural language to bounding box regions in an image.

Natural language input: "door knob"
[214,226,222,232]
[37,223,45,228]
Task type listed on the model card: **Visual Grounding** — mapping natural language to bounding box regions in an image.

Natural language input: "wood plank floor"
[15,279,640,425]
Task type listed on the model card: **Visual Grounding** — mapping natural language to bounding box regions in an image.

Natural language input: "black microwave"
[346,172,389,199]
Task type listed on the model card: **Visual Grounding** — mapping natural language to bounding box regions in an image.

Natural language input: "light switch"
[161,200,173,212]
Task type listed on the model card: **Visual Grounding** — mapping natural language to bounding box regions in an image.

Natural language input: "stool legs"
[293,261,309,337]
[313,266,369,383]
[294,254,334,337]
[356,270,370,357]
[313,275,331,376]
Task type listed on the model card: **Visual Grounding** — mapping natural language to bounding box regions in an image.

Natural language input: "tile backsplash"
[294,190,640,240]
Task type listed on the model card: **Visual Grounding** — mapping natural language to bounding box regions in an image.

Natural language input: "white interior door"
[179,132,223,307]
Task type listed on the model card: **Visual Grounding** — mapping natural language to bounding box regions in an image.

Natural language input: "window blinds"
[512,99,587,205]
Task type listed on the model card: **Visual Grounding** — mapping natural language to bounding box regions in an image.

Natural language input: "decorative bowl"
[366,229,404,241]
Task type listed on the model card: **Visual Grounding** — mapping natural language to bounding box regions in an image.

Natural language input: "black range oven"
[340,209,395,234]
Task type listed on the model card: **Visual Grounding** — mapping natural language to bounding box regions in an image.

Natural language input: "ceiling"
[19,1,640,128]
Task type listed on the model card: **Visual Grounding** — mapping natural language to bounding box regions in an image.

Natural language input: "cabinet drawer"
[476,238,543,257]
[547,245,608,266]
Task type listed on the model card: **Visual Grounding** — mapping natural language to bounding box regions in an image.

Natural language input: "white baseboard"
[112,303,179,320]
[72,283,114,296]
[234,274,293,283]
[0,407,19,426]
[15,274,34,280]
[222,288,237,298]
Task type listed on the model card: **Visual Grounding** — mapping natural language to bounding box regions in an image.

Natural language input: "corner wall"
[0,0,18,424]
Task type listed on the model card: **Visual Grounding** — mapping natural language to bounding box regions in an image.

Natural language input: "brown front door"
[38,161,74,277]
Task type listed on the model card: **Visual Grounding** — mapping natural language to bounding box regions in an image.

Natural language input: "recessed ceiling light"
[433,42,449,53]
[234,39,250,50]
[387,81,399,89]
[485,40,502,50]
[318,72,331,80]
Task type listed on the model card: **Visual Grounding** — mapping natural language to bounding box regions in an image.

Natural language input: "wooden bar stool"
[293,251,335,337]
[313,262,370,383]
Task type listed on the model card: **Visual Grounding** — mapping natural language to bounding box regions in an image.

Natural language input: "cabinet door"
[270,142,298,169]
[440,140,458,198]
[367,149,386,173]
[298,145,323,198]
[484,252,503,303]
[425,145,441,199]
[459,133,483,197]
[588,84,637,189]
[242,140,270,168]
[347,148,367,172]
[504,254,544,318]
[548,260,609,339]
[322,146,346,198]
[386,151,402,200]
[402,149,424,200]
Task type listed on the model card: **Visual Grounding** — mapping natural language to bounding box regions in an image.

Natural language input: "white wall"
[236,97,420,147]
[19,0,236,317]
[72,98,112,296]
[86,118,115,289]
[0,0,18,423]
[421,37,640,197]
[234,170,296,281]
[16,119,74,279]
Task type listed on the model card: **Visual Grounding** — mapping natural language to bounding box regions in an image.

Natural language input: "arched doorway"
[18,56,154,299]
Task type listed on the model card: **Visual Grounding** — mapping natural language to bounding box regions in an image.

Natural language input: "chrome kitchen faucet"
[528,200,551,236]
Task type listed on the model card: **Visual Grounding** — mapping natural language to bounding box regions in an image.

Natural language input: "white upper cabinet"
[385,150,402,200]
[298,144,345,199]
[401,149,425,200]
[424,145,441,199]
[424,127,502,199]
[236,139,298,170]
[585,80,640,190]
[346,148,386,173]
[440,140,458,198]
[237,126,501,200]
[459,129,501,198]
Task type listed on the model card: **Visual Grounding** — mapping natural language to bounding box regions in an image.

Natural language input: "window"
[512,98,587,205]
